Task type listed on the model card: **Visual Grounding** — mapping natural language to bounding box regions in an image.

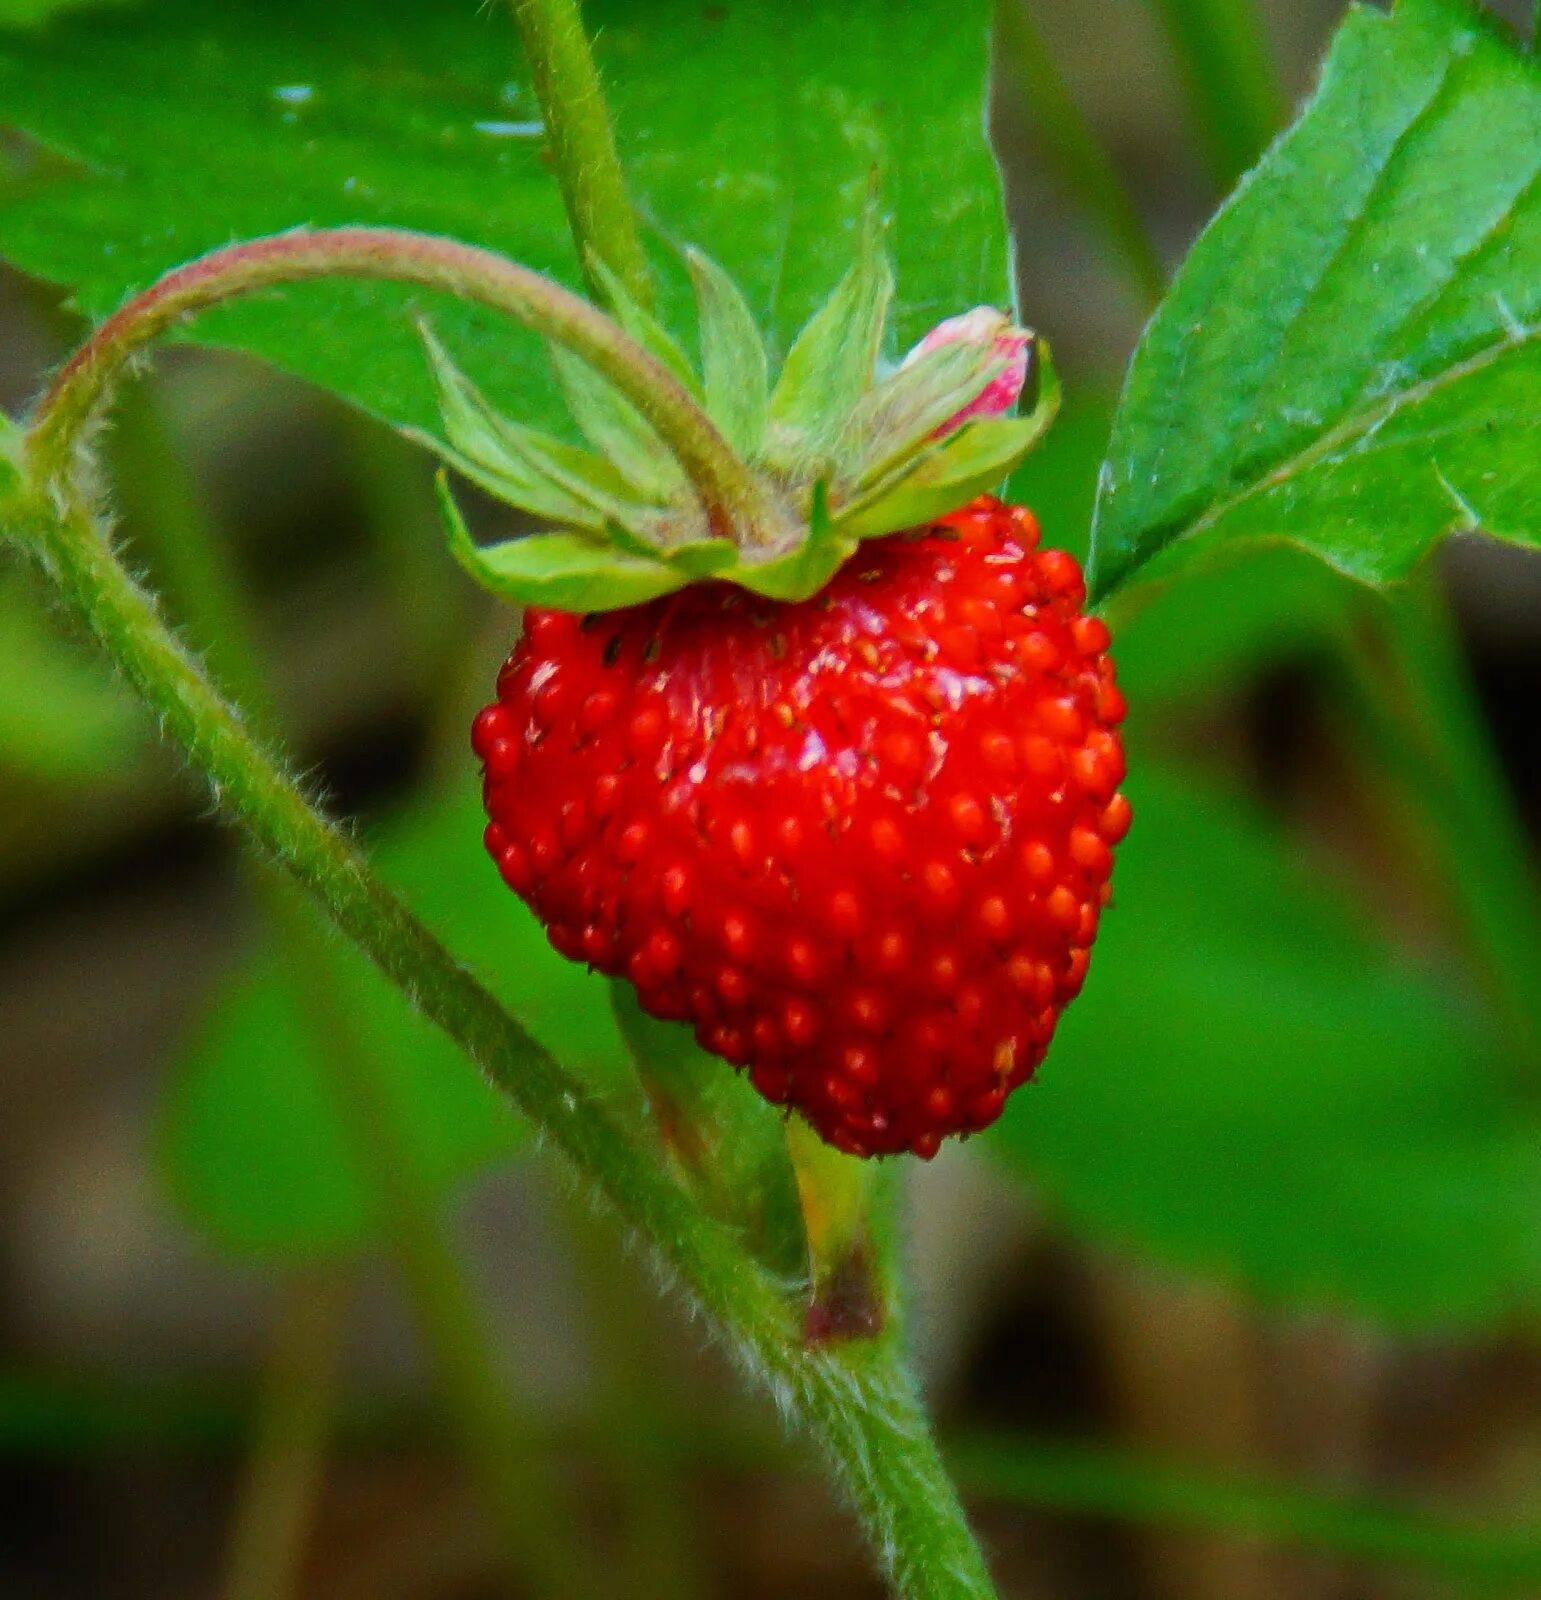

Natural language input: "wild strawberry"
[472,498,1126,1155]
[432,224,1127,1155]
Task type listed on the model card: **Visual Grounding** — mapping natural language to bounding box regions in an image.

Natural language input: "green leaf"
[765,218,894,472]
[0,0,1007,435]
[686,246,769,459]
[437,476,683,612]
[991,768,1541,1327]
[0,0,116,25]
[1007,390,1358,703]
[1089,0,1541,603]
[160,785,635,1257]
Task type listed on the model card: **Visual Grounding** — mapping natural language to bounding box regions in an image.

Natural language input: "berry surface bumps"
[473,497,1129,1157]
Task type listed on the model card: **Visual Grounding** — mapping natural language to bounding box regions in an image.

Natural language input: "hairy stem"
[26,229,776,546]
[112,383,599,1594]
[12,483,786,1346]
[508,0,654,307]
[6,482,996,1597]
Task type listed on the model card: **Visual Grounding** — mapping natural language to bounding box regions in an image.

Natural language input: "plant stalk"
[1144,0,1283,188]
[5,482,996,1597]
[508,0,654,307]
[26,229,777,547]
[110,382,599,1596]
[1332,579,1541,1076]
[221,1270,351,1600]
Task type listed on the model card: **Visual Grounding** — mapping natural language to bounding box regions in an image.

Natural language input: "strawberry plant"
[1,0,1540,1595]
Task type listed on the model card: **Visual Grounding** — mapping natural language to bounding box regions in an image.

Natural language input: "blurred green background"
[3,0,1541,1595]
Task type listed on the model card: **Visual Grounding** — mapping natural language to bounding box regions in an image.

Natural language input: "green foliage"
[424,259,1053,610]
[0,0,118,25]
[1141,0,1282,187]
[1090,0,1541,602]
[1010,392,1356,704]
[764,222,894,475]
[0,0,1006,435]
[160,786,631,1256]
[7,0,1538,1368]
[0,559,142,780]
[992,769,1541,1327]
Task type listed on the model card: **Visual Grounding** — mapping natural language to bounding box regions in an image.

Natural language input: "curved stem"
[113,384,595,1593]
[11,483,786,1344]
[25,227,774,544]
[509,0,653,308]
[6,486,997,1598]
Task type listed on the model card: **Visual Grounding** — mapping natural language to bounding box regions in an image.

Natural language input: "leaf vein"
[1219,48,1469,497]
[1173,323,1538,552]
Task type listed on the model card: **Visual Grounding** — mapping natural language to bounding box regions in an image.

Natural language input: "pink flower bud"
[903,307,1032,432]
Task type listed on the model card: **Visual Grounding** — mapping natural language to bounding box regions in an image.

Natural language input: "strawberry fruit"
[473,496,1126,1157]
[430,225,1128,1155]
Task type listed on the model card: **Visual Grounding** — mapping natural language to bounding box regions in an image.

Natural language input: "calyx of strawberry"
[416,230,1060,612]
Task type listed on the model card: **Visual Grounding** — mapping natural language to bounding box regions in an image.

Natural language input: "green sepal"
[832,348,1061,541]
[586,253,702,398]
[547,342,685,502]
[664,535,743,578]
[600,516,739,579]
[731,481,857,601]
[765,212,894,475]
[686,246,769,459]
[419,328,601,526]
[419,244,1060,616]
[500,423,672,535]
[436,474,684,611]
[0,411,24,505]
[420,326,674,538]
[840,337,1010,489]
[403,429,600,531]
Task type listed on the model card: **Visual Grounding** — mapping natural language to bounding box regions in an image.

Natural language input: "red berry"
[474,497,1129,1157]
